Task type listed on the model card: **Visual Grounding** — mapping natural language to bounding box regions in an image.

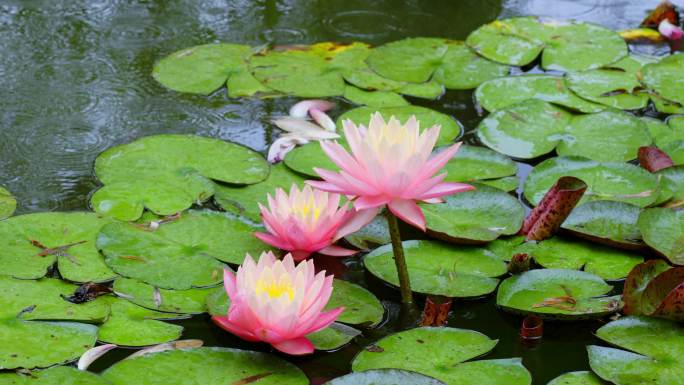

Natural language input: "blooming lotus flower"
[255,184,375,260]
[659,19,684,41]
[307,113,474,231]
[212,251,343,355]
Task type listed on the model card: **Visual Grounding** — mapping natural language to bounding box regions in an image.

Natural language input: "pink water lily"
[255,184,375,260]
[212,251,343,355]
[659,19,684,41]
[307,112,474,231]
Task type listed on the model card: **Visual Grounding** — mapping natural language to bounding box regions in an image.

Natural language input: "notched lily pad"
[466,17,547,66]
[366,37,449,83]
[0,186,16,220]
[642,53,684,112]
[638,208,684,265]
[113,278,215,314]
[325,369,445,385]
[432,42,510,90]
[561,201,644,249]
[442,145,517,185]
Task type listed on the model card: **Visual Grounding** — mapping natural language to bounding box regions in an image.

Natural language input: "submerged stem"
[386,210,414,304]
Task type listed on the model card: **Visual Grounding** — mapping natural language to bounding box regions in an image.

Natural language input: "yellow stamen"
[255,278,295,301]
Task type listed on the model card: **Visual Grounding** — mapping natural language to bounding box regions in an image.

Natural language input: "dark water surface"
[0,1,668,384]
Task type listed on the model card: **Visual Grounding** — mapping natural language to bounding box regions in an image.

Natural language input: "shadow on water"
[0,0,667,383]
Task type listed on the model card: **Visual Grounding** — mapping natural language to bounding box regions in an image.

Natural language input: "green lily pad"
[102,347,308,385]
[475,75,604,113]
[326,369,445,385]
[214,163,306,222]
[205,286,230,317]
[656,166,684,204]
[496,268,621,319]
[99,211,261,290]
[98,297,184,347]
[343,86,409,107]
[0,365,112,385]
[432,42,510,90]
[478,101,651,161]
[642,53,684,109]
[336,105,462,147]
[523,156,659,208]
[113,278,215,314]
[0,212,116,282]
[0,276,109,321]
[662,140,684,165]
[0,319,98,369]
[643,116,684,147]
[366,38,449,83]
[588,316,684,385]
[326,279,384,327]
[480,176,519,192]
[638,208,684,265]
[442,145,517,184]
[364,240,507,298]
[225,69,271,98]
[529,237,643,280]
[423,184,524,243]
[466,17,546,66]
[565,68,648,110]
[0,187,16,220]
[561,201,643,249]
[395,81,444,100]
[283,141,340,178]
[91,135,269,221]
[307,322,361,351]
[152,43,252,95]
[344,214,391,251]
[546,371,604,385]
[352,327,531,385]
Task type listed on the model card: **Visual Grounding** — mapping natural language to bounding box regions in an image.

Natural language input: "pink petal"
[418,142,462,181]
[388,199,426,231]
[267,137,299,163]
[254,232,292,250]
[318,245,358,257]
[310,109,336,132]
[306,180,347,194]
[211,316,258,342]
[291,250,312,261]
[659,19,684,40]
[304,307,345,334]
[334,207,379,240]
[272,337,315,355]
[354,195,390,210]
[289,100,335,118]
[223,269,237,301]
[418,182,475,200]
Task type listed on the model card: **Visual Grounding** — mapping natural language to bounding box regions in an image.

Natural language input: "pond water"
[0,1,671,384]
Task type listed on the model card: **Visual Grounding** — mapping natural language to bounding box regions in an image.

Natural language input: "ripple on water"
[323,10,402,40]
[258,28,308,44]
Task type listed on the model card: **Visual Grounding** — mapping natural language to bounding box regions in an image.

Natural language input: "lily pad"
[441,145,517,184]
[478,101,651,161]
[101,347,308,385]
[0,212,116,282]
[638,208,684,265]
[0,319,98,369]
[366,38,449,83]
[546,371,604,385]
[91,135,269,221]
[0,187,16,220]
[113,278,215,314]
[466,17,547,66]
[565,68,648,110]
[561,201,643,249]
[588,316,684,385]
[662,140,684,165]
[307,322,361,351]
[0,365,112,385]
[523,156,659,208]
[475,75,604,113]
[480,176,519,192]
[623,260,672,315]
[644,116,684,147]
[432,42,510,90]
[352,327,531,385]
[152,43,253,95]
[98,297,184,347]
[496,268,621,319]
[214,163,307,222]
[642,53,684,110]
[343,86,409,107]
[283,141,340,178]
[364,240,507,298]
[326,369,445,385]
[529,237,643,280]
[336,105,462,146]
[344,214,391,250]
[423,184,524,243]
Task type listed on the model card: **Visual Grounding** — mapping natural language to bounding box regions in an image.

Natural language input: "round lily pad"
[0,365,112,385]
[364,240,507,298]
[214,163,306,222]
[307,322,361,351]
[325,369,445,385]
[565,68,648,110]
[642,53,684,109]
[643,116,684,147]
[561,201,643,249]
[546,371,604,385]
[343,86,409,107]
[442,145,517,184]
[480,176,519,192]
[113,278,215,314]
[0,212,116,282]
[101,347,308,385]
[366,38,448,83]
[423,184,524,243]
[283,141,340,178]
[638,208,684,265]
[0,319,98,369]
[662,140,684,165]
[523,156,659,208]
[432,42,510,90]
[91,135,269,221]
[475,75,604,113]
[336,105,462,147]
[395,81,444,100]
[496,268,621,320]
[657,166,684,204]
[588,316,684,385]
[0,186,16,220]
[352,327,531,385]
[466,17,546,66]
[152,43,252,95]
[344,214,391,251]
[529,237,643,280]
[98,297,184,347]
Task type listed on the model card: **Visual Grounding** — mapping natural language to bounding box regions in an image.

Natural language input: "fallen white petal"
[78,344,117,370]
[310,108,336,132]
[289,100,335,118]
[268,136,303,163]
[126,340,204,360]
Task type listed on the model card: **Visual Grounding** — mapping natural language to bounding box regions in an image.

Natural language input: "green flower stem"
[386,210,414,304]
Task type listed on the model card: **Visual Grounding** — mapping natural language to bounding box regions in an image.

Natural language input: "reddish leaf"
[520,315,543,340]
[623,260,671,315]
[638,146,674,172]
[522,176,587,241]
[654,282,684,321]
[642,266,684,315]
[420,295,452,326]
